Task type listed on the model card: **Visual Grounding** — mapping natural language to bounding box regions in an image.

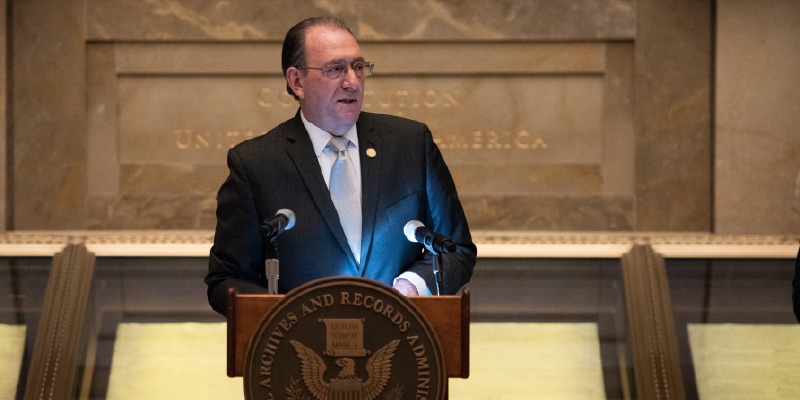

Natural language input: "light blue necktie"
[328,136,361,265]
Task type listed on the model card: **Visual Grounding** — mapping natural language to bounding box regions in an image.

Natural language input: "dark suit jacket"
[205,111,477,315]
[793,243,800,322]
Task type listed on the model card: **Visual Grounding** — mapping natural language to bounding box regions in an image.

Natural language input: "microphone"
[261,209,294,295]
[403,220,457,254]
[260,209,296,238]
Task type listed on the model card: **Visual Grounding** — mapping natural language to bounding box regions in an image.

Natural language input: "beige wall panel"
[87,44,119,196]
[87,193,217,230]
[716,0,800,234]
[358,0,635,40]
[119,165,227,196]
[364,43,606,74]
[368,75,604,166]
[116,74,603,167]
[114,43,283,75]
[86,0,635,41]
[113,42,605,75]
[450,165,603,195]
[602,43,635,195]
[117,76,291,165]
[13,0,88,229]
[97,40,632,230]
[0,0,6,231]
[86,0,350,41]
[634,0,712,231]
[461,195,633,231]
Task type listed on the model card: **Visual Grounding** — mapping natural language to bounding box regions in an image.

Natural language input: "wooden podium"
[226,286,470,379]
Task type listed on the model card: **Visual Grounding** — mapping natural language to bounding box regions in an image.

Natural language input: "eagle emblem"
[289,339,400,400]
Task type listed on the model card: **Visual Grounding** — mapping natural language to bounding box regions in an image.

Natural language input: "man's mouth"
[338,99,357,104]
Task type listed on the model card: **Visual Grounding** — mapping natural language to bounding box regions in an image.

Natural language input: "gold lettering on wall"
[258,87,300,108]
[173,129,547,151]
[180,87,546,152]
[174,129,259,150]
[257,86,463,114]
[363,89,461,114]
[432,131,547,150]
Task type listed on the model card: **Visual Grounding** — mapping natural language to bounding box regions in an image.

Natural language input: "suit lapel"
[284,113,358,268]
[357,116,381,274]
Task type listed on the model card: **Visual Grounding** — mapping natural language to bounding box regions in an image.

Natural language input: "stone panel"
[87,44,119,196]
[88,192,633,231]
[114,43,282,74]
[114,74,603,166]
[15,0,800,236]
[449,165,603,196]
[119,165,228,196]
[462,195,633,231]
[634,0,712,231]
[358,0,635,40]
[11,1,641,231]
[113,42,606,75]
[13,0,88,229]
[86,0,635,41]
[363,43,606,74]
[715,0,800,234]
[86,0,350,41]
[88,40,631,230]
[116,76,291,165]
[0,0,6,231]
[368,75,605,165]
[110,43,607,163]
[112,72,605,188]
[87,194,216,230]
[601,43,635,195]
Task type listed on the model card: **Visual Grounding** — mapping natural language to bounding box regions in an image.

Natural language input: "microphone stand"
[433,252,444,296]
[422,235,445,296]
[264,237,279,295]
[260,209,295,295]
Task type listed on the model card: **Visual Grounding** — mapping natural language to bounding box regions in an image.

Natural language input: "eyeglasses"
[304,61,374,79]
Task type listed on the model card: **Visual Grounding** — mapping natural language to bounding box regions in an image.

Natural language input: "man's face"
[291,26,365,135]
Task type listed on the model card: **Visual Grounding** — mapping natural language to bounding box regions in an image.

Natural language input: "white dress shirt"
[300,111,431,296]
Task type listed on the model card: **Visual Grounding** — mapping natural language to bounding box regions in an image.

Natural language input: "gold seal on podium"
[244,277,446,400]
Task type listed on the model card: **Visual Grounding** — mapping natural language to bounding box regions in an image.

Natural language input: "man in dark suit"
[205,17,476,315]
[793,245,800,322]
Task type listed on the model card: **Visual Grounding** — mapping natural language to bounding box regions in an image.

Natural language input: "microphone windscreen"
[404,220,424,243]
[276,209,296,230]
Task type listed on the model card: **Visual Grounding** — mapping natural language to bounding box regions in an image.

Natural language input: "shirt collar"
[301,110,359,157]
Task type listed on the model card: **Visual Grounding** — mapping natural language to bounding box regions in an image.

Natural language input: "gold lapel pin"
[366,148,377,158]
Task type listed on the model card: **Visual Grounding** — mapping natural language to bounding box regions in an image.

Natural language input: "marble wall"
[635,0,712,231]
[13,1,87,229]
[7,0,797,235]
[715,0,800,234]
[0,0,6,232]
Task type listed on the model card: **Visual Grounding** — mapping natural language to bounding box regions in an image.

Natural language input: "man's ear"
[286,67,305,99]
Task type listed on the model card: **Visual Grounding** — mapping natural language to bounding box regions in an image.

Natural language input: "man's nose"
[340,67,359,89]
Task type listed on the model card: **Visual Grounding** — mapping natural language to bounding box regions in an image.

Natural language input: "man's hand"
[393,278,419,296]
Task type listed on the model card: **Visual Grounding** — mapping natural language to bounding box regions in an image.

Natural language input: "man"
[793,245,800,322]
[205,17,476,315]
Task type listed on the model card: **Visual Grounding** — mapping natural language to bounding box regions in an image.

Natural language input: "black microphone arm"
[261,209,296,295]
[403,220,457,254]
[403,220,458,296]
